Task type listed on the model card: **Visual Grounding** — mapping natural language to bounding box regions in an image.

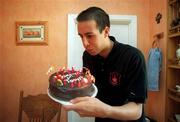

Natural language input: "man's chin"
[87,51,98,56]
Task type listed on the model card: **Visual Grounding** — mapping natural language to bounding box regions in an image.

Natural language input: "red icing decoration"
[56,74,60,79]
[53,76,57,82]
[72,67,75,73]
[73,80,77,85]
[78,81,81,87]
[63,80,67,86]
[67,69,71,74]
[70,82,74,88]
[50,67,95,88]
[76,71,80,78]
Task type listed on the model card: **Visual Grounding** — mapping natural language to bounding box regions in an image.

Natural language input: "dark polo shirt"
[83,36,147,122]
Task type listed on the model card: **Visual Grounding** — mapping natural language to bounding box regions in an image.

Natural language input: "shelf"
[169,25,180,38]
[168,94,180,103]
[168,65,180,69]
[167,0,180,121]
[169,25,180,31]
[169,0,178,5]
[168,32,180,38]
[168,88,180,103]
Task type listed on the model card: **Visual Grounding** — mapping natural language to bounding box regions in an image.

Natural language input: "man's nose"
[82,37,89,47]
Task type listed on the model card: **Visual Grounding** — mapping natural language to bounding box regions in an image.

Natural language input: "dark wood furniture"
[167,0,180,121]
[18,91,61,122]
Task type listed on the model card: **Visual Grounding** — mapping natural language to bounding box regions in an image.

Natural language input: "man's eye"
[87,35,93,38]
[79,35,83,38]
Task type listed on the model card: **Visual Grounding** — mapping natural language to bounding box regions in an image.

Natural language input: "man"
[64,7,147,122]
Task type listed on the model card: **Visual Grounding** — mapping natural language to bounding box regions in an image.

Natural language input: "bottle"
[176,44,180,65]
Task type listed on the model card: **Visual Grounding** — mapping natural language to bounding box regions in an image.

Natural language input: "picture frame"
[16,21,48,45]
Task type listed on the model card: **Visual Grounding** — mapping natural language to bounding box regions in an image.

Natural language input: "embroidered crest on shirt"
[109,72,121,86]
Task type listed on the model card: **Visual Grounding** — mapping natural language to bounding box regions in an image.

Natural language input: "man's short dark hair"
[76,7,110,33]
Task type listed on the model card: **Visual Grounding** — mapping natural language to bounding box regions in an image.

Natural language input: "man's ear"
[104,26,110,38]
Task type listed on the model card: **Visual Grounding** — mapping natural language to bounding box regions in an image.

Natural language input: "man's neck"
[99,38,114,58]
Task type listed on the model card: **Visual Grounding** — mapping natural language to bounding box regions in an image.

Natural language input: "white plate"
[47,84,98,105]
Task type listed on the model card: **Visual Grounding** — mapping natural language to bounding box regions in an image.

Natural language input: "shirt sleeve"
[125,51,147,103]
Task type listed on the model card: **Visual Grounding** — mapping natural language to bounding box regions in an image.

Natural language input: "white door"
[67,14,137,122]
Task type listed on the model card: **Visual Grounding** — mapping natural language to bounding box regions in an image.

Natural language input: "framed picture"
[16,21,48,45]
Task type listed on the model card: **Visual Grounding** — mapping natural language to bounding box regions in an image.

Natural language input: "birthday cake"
[48,67,95,101]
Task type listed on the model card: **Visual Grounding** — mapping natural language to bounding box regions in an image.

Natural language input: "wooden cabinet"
[167,0,180,122]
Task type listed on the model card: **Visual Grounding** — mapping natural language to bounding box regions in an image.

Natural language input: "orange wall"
[0,0,157,122]
[0,0,3,121]
[145,0,167,122]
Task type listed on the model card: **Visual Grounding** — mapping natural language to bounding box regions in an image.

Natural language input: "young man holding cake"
[64,7,147,122]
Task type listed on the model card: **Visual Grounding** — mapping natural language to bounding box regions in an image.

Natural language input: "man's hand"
[63,96,111,118]
[63,96,142,120]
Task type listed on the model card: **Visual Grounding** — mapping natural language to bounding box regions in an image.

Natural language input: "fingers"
[63,96,91,111]
[70,96,91,104]
[63,104,77,111]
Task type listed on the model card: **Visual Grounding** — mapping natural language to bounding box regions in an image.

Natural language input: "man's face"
[77,20,108,56]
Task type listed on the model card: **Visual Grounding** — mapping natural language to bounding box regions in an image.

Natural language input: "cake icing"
[48,67,95,101]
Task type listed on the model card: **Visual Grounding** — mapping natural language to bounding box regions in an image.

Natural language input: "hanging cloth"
[147,38,162,91]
